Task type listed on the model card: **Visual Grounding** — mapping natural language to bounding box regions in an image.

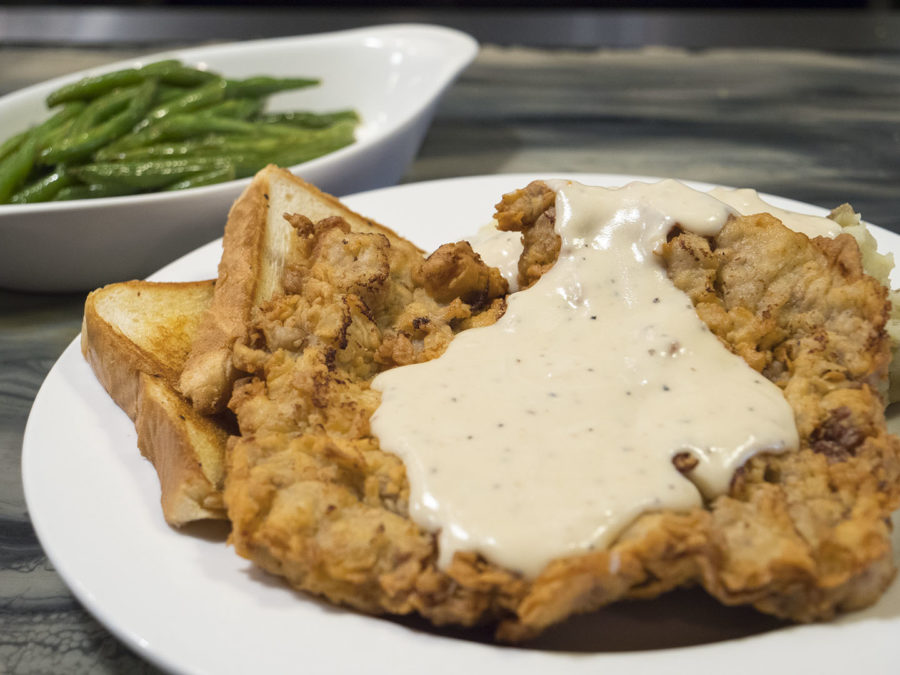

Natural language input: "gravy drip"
[372,180,799,578]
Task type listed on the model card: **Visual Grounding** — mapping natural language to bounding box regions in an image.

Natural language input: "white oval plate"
[0,24,477,291]
[22,174,900,675]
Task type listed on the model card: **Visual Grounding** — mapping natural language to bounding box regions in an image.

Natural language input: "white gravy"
[372,180,799,578]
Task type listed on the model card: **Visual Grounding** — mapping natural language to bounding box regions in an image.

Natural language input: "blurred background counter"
[1,6,899,673]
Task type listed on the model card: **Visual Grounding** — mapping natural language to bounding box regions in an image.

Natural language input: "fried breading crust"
[225,183,900,641]
[495,180,559,289]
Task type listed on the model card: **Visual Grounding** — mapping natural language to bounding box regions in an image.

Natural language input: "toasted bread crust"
[177,176,270,414]
[179,165,418,414]
[82,308,144,421]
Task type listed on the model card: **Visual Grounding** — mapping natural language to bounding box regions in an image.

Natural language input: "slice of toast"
[179,164,420,414]
[81,280,229,525]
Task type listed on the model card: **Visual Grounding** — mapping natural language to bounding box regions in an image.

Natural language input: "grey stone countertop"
[1,39,898,674]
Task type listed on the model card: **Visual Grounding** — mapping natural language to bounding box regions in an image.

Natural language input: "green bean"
[46,69,145,107]
[0,134,39,203]
[75,151,294,186]
[214,153,273,178]
[196,98,265,120]
[136,59,183,77]
[70,156,235,189]
[9,167,75,203]
[139,59,181,70]
[224,76,319,99]
[140,61,218,86]
[106,149,260,176]
[97,136,234,161]
[106,118,355,163]
[96,114,284,156]
[104,141,268,169]
[259,122,349,138]
[271,124,355,165]
[163,163,236,191]
[169,116,269,137]
[257,109,359,128]
[101,115,267,155]
[40,78,158,164]
[142,78,228,127]
[208,124,355,177]
[229,120,355,152]
[178,150,288,178]
[122,116,339,142]
[53,183,136,201]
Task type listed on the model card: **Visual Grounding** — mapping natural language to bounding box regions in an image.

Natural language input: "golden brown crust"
[413,241,508,307]
[81,309,143,421]
[494,180,559,289]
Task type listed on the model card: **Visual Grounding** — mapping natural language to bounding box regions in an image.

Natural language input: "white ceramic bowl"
[0,24,477,292]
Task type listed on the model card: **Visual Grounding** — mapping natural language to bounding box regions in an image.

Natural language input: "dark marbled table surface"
[1,24,899,675]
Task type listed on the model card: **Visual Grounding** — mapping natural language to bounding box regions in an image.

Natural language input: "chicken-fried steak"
[223,181,900,641]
